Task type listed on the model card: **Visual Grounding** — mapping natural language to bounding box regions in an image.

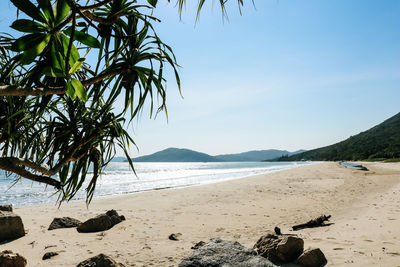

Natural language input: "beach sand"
[1,162,400,266]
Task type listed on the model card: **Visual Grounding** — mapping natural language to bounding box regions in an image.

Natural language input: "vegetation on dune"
[0,0,247,203]
[276,112,400,162]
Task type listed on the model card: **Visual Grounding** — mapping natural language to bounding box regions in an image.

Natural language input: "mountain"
[111,157,128,162]
[133,148,305,162]
[133,148,220,162]
[215,149,305,161]
[276,112,400,161]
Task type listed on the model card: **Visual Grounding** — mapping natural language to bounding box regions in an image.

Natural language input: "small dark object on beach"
[292,215,332,231]
[274,227,281,235]
[353,164,369,171]
[77,210,125,233]
[0,205,12,212]
[340,162,369,171]
[42,252,58,260]
[191,241,206,249]
[169,233,182,241]
[48,217,81,230]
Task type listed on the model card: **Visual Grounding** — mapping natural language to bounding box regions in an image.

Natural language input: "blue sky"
[1,1,399,156]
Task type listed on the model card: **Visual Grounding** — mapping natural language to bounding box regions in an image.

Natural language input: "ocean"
[0,161,311,208]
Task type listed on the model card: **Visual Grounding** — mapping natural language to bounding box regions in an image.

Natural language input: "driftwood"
[292,215,332,231]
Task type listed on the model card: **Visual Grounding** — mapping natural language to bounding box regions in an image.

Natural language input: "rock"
[191,241,206,249]
[274,227,281,235]
[110,215,124,226]
[254,233,304,263]
[0,211,25,242]
[169,233,182,241]
[77,214,112,233]
[179,238,277,267]
[42,252,59,260]
[76,254,125,267]
[105,210,118,217]
[295,248,327,267]
[0,205,12,212]
[48,217,81,230]
[276,236,304,262]
[0,250,27,267]
[77,210,125,233]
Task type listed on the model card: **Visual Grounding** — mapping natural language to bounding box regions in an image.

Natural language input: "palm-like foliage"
[0,0,247,204]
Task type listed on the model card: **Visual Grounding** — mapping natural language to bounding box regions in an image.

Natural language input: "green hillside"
[276,112,400,161]
[215,149,306,161]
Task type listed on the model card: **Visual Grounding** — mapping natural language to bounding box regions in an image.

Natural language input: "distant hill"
[111,157,128,162]
[133,148,305,162]
[276,112,400,161]
[215,149,306,162]
[133,148,220,162]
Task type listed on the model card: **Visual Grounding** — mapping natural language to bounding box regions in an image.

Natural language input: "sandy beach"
[1,162,400,266]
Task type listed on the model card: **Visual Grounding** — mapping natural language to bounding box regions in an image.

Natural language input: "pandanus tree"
[0,0,245,203]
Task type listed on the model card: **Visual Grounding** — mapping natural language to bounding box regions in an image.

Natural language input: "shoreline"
[2,162,400,266]
[2,161,310,209]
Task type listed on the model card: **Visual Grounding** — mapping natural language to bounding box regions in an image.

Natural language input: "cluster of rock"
[0,205,126,266]
[47,209,125,233]
[253,232,327,266]
[180,231,327,267]
[1,203,326,266]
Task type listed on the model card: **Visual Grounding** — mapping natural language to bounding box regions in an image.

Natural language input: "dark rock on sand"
[0,250,27,267]
[295,248,327,267]
[77,210,125,233]
[179,238,277,267]
[274,227,281,235]
[0,211,25,242]
[48,217,81,230]
[0,205,12,212]
[191,241,206,249]
[254,232,304,263]
[76,254,125,267]
[42,252,59,260]
[78,214,112,233]
[169,233,182,241]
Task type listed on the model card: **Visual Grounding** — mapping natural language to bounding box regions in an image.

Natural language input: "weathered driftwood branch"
[292,215,332,231]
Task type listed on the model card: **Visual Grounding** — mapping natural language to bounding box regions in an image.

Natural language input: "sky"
[1,0,399,157]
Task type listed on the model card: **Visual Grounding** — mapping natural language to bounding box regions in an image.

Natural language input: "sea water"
[0,161,310,207]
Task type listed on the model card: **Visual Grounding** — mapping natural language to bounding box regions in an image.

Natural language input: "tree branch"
[0,68,127,96]
[1,157,54,175]
[0,158,61,189]
[0,85,65,96]
[82,11,116,26]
